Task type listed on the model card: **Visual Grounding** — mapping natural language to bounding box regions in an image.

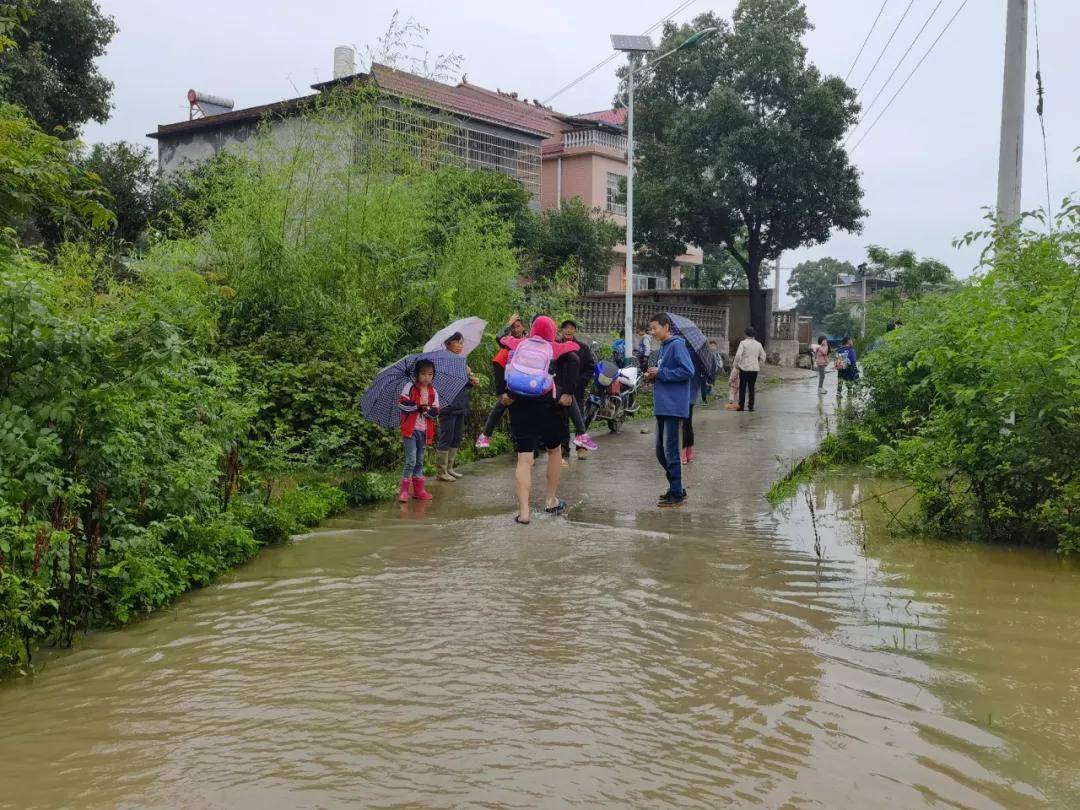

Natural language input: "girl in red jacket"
[398,359,440,502]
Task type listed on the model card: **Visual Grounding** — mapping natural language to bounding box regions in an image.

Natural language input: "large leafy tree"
[631,0,865,341]
[531,197,621,293]
[0,0,118,136]
[788,256,854,322]
[80,141,158,245]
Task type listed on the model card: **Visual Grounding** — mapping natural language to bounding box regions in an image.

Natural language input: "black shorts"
[508,397,568,453]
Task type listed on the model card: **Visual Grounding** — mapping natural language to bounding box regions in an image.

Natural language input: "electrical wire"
[845,0,889,83]
[542,0,698,105]
[1034,0,1053,227]
[848,0,944,142]
[850,0,971,153]
[855,0,917,96]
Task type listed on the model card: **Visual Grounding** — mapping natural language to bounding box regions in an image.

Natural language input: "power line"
[850,0,972,153]
[542,0,698,105]
[847,0,945,145]
[1034,0,1053,227]
[844,0,889,83]
[855,0,917,96]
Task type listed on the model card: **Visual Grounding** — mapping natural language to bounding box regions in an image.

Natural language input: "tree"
[80,141,158,245]
[864,245,952,297]
[788,257,854,322]
[0,0,118,136]
[0,102,112,250]
[683,244,745,289]
[531,197,621,293]
[630,0,866,342]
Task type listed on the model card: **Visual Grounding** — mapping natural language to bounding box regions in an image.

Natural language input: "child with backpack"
[498,315,581,524]
[398,358,440,502]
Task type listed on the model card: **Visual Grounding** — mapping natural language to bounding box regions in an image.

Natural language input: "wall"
[581,288,774,353]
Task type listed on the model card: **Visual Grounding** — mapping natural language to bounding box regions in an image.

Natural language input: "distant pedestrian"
[645,313,694,507]
[835,335,860,403]
[436,332,479,481]
[813,335,830,393]
[733,326,767,412]
[499,315,581,524]
[475,314,526,449]
[397,359,440,502]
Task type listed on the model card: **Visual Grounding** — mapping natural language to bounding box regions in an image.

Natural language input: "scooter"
[583,360,640,433]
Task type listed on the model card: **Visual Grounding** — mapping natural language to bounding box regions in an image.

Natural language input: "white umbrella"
[423,316,488,356]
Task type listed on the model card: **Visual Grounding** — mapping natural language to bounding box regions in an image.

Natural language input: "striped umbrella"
[361,350,470,431]
[666,312,718,384]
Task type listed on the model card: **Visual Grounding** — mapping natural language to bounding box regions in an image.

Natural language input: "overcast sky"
[84,0,1080,304]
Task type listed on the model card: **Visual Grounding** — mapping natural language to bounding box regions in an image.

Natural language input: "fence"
[772,309,798,341]
[572,298,729,346]
[563,129,627,153]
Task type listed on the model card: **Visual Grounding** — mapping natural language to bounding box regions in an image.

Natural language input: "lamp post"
[610,27,718,365]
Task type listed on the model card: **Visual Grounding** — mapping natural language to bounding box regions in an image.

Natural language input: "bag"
[834,355,848,371]
[504,337,555,397]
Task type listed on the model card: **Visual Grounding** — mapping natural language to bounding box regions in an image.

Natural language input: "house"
[150,61,551,208]
[538,107,702,293]
[146,49,701,293]
[834,274,900,306]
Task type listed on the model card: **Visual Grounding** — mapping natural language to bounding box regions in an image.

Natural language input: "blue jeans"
[402,430,427,478]
[655,415,683,496]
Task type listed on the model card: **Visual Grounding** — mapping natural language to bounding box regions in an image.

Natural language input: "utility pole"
[624,54,637,355]
[996,0,1029,225]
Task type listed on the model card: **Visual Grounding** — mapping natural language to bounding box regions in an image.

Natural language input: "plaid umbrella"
[361,350,470,431]
[667,312,717,384]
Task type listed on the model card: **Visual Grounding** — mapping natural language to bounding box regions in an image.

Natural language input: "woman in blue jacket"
[644,313,695,507]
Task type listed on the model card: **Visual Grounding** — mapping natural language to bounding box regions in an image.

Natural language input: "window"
[606,172,626,215]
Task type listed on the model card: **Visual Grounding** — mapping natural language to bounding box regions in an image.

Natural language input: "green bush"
[834,205,1080,550]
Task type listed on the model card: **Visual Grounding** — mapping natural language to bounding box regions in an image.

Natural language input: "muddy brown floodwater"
[2,375,1079,809]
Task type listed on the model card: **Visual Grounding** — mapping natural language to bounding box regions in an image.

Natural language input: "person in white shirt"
[732,327,767,411]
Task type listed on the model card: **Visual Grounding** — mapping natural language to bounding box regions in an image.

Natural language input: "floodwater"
[2,375,1079,809]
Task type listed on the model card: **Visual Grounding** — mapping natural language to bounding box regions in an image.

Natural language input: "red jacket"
[399,382,440,442]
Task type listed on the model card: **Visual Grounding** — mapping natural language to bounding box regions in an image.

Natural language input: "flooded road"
[2,375,1079,808]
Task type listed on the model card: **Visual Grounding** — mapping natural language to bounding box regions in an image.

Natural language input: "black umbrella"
[666,312,717,383]
[361,350,469,431]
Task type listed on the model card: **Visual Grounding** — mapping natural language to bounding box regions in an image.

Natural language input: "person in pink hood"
[498,315,581,524]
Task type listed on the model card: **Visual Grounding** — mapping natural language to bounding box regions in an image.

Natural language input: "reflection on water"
[1,382,1078,808]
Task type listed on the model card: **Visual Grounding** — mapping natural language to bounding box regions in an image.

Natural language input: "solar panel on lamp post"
[610,29,719,368]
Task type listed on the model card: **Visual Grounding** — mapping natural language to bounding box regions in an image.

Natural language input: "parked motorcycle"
[582,360,640,433]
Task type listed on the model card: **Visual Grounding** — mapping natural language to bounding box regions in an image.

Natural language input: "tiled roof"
[577,108,627,126]
[369,64,557,137]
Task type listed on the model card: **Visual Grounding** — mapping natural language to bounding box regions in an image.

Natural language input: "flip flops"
[514,515,531,525]
[544,499,568,515]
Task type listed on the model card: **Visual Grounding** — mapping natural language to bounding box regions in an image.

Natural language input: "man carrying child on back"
[498,315,580,524]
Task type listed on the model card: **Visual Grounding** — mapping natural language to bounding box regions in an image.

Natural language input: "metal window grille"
[607,172,626,216]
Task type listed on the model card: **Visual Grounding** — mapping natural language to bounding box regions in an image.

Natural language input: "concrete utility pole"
[996,0,1029,225]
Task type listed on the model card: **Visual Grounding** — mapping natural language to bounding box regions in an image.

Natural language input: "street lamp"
[610,27,718,362]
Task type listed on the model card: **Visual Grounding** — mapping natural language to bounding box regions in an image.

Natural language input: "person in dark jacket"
[835,335,860,405]
[436,332,479,481]
[499,315,580,524]
[559,319,599,458]
[475,314,526,449]
[645,313,695,507]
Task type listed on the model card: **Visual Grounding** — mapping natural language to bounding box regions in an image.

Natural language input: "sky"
[84,0,1080,306]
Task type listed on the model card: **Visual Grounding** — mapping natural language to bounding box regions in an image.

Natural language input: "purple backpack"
[504,337,554,397]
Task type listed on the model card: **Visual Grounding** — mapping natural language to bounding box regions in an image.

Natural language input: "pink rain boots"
[397,478,411,503]
[411,477,433,501]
